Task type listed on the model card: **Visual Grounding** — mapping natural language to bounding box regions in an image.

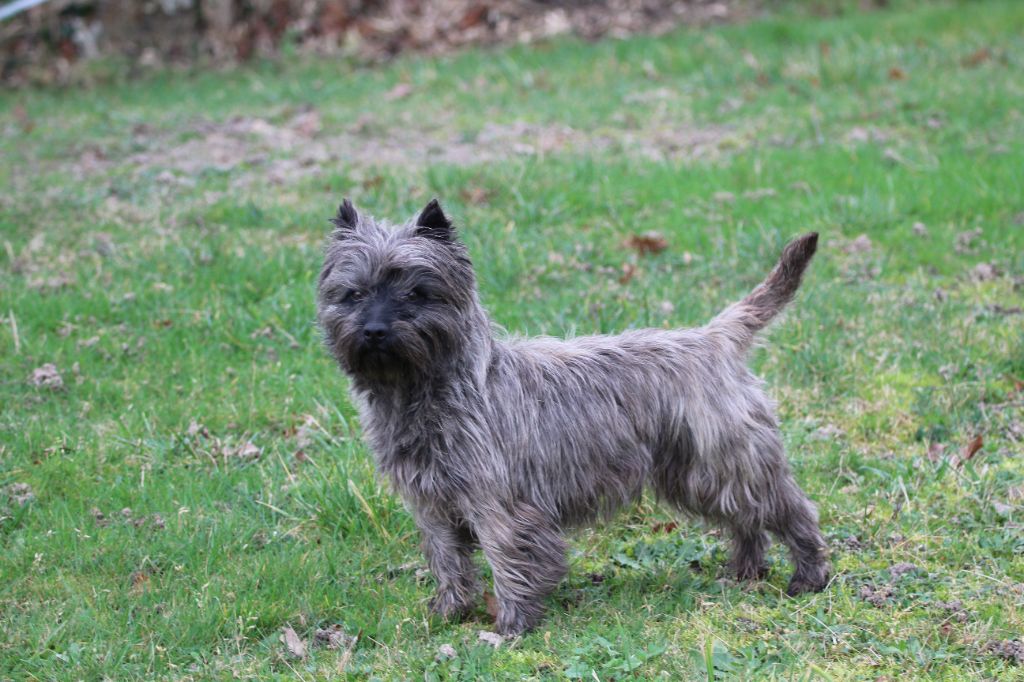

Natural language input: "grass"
[2,0,1024,678]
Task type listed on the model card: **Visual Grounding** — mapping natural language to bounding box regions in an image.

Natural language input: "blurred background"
[6,0,767,85]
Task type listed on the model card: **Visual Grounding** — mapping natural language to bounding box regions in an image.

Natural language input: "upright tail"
[709,233,818,350]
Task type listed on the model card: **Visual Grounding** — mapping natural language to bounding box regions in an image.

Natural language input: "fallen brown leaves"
[3,0,747,86]
[184,420,262,463]
[957,435,983,467]
[618,262,637,285]
[129,569,151,594]
[385,82,414,101]
[314,624,357,649]
[484,590,499,619]
[624,231,669,255]
[925,435,984,468]
[281,625,306,659]
[961,48,992,69]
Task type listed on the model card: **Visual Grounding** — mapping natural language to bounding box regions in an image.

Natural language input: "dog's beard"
[328,319,452,383]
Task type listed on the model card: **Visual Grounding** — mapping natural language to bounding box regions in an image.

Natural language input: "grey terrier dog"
[317,198,829,636]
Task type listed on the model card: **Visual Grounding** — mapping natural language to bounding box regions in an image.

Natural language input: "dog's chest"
[363,406,464,502]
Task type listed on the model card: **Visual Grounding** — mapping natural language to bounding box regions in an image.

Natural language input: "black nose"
[363,322,389,343]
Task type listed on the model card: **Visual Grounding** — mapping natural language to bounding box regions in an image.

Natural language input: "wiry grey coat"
[317,199,829,635]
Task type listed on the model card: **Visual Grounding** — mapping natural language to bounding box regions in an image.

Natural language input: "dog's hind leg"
[764,475,830,595]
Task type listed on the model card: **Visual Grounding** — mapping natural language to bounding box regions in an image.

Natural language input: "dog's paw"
[785,564,830,595]
[428,592,475,621]
[733,562,770,582]
[493,602,543,637]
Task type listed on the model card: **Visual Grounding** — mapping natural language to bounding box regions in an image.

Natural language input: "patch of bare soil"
[82,107,737,184]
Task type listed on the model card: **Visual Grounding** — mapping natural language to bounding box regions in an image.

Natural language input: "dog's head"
[317,198,479,383]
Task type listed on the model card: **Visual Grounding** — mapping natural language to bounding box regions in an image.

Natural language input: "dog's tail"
[707,233,818,350]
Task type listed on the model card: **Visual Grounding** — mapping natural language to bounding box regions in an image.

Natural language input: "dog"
[317,198,829,635]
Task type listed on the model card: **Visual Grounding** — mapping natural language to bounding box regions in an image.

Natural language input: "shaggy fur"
[317,198,830,635]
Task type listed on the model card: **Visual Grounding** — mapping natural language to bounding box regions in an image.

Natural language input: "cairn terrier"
[317,198,829,635]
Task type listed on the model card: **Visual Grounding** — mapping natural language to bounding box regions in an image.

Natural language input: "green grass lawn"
[2,0,1024,678]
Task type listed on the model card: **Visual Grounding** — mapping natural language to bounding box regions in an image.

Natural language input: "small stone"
[436,643,458,659]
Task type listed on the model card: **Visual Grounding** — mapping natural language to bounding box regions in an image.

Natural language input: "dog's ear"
[330,199,359,237]
[415,199,455,242]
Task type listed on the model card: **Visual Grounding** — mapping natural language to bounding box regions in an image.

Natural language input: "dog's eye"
[341,290,365,304]
[404,287,429,302]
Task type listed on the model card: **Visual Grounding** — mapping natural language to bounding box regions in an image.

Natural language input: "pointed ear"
[415,199,454,242]
[330,199,359,237]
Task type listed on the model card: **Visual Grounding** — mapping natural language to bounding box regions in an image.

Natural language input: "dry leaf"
[962,48,991,68]
[282,626,306,659]
[314,624,355,649]
[229,441,262,460]
[957,435,983,467]
[186,420,209,438]
[618,262,637,285]
[385,83,413,101]
[652,521,678,533]
[483,590,499,619]
[460,186,492,205]
[926,442,946,463]
[624,231,668,255]
[129,570,150,593]
[458,4,488,29]
[13,103,34,133]
[888,66,907,81]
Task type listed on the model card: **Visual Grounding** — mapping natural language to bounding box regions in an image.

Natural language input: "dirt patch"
[984,640,1024,665]
[81,108,738,185]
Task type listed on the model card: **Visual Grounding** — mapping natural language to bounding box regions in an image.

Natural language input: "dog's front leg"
[412,505,481,621]
[471,500,568,636]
